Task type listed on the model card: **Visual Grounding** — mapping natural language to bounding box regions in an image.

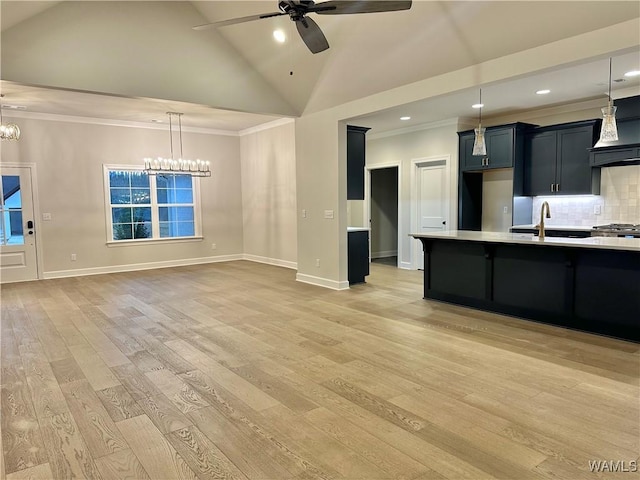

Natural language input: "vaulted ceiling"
[1,1,639,132]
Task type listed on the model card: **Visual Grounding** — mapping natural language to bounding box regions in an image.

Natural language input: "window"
[105,167,200,242]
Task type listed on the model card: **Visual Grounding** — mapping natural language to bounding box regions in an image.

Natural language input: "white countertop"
[410,230,640,252]
[347,227,370,232]
[511,224,594,232]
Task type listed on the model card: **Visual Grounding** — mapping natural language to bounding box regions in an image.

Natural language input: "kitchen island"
[411,231,639,341]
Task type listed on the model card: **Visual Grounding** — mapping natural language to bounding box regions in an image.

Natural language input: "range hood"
[589,95,640,167]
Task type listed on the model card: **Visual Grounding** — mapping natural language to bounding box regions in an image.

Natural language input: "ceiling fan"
[193,0,413,54]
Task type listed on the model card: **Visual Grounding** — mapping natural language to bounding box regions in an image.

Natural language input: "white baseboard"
[295,273,349,290]
[399,261,414,270]
[243,254,297,270]
[43,254,243,279]
[371,250,398,259]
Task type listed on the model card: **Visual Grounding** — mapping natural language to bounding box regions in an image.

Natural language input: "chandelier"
[0,94,21,141]
[144,112,210,177]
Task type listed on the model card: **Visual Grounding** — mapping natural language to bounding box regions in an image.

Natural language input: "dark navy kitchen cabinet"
[524,120,600,195]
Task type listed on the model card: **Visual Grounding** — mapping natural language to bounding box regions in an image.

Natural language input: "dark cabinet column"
[347,125,370,200]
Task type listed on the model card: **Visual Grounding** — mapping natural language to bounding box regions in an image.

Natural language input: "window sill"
[106,236,204,247]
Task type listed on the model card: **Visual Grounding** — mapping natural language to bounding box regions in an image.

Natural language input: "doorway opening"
[369,166,399,268]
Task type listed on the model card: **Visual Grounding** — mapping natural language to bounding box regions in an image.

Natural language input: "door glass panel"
[1,175,24,246]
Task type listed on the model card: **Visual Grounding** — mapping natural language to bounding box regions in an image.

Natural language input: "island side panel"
[574,250,640,336]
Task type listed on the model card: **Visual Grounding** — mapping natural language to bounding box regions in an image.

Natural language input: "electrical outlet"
[503,206,509,214]
[42,213,52,221]
[211,243,217,250]
[594,204,602,215]
[315,258,320,267]
[324,210,334,219]
[302,209,307,218]
[71,253,77,261]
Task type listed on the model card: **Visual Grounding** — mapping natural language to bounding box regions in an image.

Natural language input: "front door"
[417,164,447,270]
[0,166,38,283]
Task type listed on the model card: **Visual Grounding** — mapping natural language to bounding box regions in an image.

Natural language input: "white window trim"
[103,164,203,245]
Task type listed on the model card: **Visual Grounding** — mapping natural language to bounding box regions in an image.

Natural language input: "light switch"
[324,210,334,219]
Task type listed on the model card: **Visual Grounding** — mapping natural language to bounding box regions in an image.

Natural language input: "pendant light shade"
[598,58,618,143]
[472,88,487,156]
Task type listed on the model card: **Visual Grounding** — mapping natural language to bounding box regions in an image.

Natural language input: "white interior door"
[0,166,38,283]
[417,164,447,270]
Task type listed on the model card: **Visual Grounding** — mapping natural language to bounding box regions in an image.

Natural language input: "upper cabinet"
[459,124,528,172]
[347,125,371,200]
[523,120,600,196]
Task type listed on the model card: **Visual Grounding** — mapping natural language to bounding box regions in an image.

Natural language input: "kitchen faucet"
[536,201,551,239]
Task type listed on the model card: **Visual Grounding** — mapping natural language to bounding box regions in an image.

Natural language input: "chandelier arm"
[178,114,183,159]
[169,113,174,160]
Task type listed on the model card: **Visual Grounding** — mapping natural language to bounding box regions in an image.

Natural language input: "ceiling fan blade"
[313,0,412,15]
[296,17,329,54]
[193,11,284,30]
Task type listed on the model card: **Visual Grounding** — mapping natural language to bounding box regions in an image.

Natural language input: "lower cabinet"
[416,237,640,341]
[348,230,369,284]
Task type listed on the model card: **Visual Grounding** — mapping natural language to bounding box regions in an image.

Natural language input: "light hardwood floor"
[1,261,638,479]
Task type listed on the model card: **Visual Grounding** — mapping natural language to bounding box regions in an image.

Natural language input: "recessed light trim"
[624,70,640,77]
[400,116,411,121]
[273,29,286,43]
[536,89,551,95]
[471,103,483,109]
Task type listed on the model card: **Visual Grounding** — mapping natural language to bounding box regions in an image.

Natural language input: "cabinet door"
[459,133,483,171]
[485,128,514,169]
[347,127,367,200]
[556,126,595,194]
[524,130,557,195]
[348,230,369,284]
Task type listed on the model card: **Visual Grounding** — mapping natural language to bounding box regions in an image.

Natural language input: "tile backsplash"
[532,165,640,226]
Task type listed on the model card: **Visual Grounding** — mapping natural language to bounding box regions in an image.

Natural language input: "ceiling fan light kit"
[194,0,412,54]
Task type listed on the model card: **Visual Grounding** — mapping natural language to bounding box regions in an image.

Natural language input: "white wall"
[366,123,459,268]
[0,114,244,277]
[240,120,297,268]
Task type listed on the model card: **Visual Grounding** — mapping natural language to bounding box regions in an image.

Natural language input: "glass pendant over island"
[598,58,619,144]
[472,88,487,156]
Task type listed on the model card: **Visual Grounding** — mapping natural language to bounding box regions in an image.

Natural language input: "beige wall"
[1,115,244,277]
[240,120,297,266]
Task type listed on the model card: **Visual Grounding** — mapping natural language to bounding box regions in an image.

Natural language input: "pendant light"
[0,94,21,141]
[144,112,210,177]
[598,57,618,143]
[472,88,486,156]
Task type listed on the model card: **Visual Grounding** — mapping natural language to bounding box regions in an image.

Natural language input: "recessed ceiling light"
[536,89,551,95]
[471,103,483,109]
[273,29,286,43]
[400,116,411,121]
[624,70,640,77]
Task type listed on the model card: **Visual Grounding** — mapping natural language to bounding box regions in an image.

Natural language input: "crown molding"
[2,110,242,136]
[367,118,459,140]
[239,117,295,136]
